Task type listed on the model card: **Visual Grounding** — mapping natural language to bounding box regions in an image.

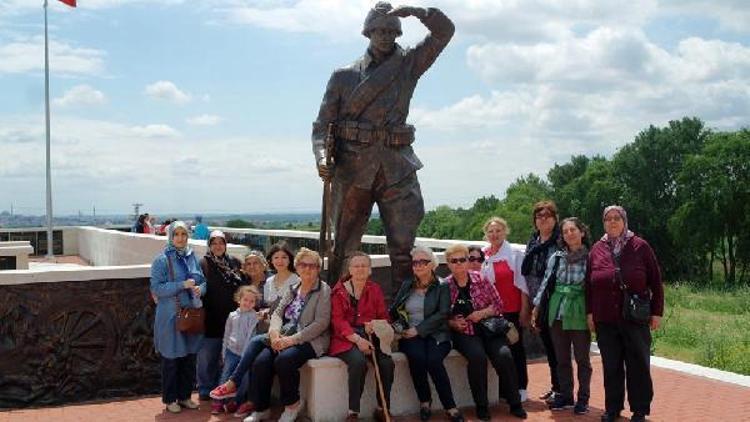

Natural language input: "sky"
[1,0,748,217]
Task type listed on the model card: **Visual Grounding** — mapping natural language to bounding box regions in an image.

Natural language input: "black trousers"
[399,336,456,410]
[504,312,528,390]
[336,344,395,413]
[539,319,560,392]
[161,354,196,404]
[452,331,521,408]
[248,342,316,411]
[596,321,653,415]
[549,321,592,403]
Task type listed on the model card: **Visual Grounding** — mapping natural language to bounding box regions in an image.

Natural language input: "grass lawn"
[652,283,750,375]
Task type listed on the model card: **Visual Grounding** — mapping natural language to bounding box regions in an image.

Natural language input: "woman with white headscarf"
[150,221,207,413]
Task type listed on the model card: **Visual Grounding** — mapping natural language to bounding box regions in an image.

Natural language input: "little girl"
[212,285,260,414]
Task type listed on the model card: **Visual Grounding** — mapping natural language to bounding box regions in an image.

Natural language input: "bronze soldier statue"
[312,2,454,294]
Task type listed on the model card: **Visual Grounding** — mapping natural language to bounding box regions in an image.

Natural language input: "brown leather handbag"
[167,255,205,334]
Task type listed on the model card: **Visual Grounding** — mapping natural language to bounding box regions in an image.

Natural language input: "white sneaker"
[178,399,199,409]
[519,389,528,402]
[166,402,181,413]
[278,400,303,422]
[244,409,271,422]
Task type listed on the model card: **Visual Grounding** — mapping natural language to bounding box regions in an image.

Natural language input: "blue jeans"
[249,342,316,410]
[196,337,223,396]
[219,349,241,385]
[399,336,456,410]
[229,334,268,402]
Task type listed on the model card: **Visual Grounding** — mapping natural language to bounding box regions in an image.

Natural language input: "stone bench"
[299,350,502,422]
[0,241,34,270]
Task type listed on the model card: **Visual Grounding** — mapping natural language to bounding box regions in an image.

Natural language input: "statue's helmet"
[362,2,402,38]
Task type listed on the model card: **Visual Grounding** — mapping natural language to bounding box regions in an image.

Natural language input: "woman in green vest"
[531,217,592,415]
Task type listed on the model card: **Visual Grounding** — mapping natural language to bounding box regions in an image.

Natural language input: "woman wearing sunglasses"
[467,246,485,272]
[444,244,527,420]
[389,246,463,422]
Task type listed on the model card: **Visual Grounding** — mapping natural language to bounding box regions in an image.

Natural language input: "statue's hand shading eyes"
[387,6,426,20]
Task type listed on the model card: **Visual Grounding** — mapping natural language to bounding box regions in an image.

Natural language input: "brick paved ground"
[3,357,749,422]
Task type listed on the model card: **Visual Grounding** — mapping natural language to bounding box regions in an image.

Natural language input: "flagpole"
[44,0,54,259]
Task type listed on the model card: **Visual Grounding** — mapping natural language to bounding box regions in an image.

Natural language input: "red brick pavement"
[3,357,748,422]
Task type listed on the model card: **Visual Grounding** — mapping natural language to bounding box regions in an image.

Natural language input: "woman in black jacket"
[196,230,245,406]
[390,245,463,422]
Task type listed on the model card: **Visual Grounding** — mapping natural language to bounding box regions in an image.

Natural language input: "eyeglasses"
[604,216,623,223]
[468,256,484,263]
[296,262,320,270]
[448,257,468,264]
[411,259,432,267]
[535,212,553,220]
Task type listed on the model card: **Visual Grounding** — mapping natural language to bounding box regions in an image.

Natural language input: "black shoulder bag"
[611,250,651,325]
[535,255,561,329]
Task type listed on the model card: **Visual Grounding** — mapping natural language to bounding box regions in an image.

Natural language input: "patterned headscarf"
[206,230,242,286]
[601,205,634,257]
[166,220,192,256]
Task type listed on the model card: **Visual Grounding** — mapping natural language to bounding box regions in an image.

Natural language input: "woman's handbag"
[479,316,519,345]
[167,256,205,334]
[176,307,206,334]
[536,255,561,328]
[611,251,651,325]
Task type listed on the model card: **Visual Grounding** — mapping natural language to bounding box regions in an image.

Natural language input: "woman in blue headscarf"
[150,221,207,413]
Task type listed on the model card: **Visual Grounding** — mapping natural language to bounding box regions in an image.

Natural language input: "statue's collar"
[363,43,403,69]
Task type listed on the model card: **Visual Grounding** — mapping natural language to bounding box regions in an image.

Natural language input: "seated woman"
[390,246,463,422]
[330,252,393,422]
[444,244,527,420]
[150,221,206,413]
[244,248,331,422]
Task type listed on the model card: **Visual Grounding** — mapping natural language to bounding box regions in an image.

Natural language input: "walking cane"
[367,332,392,422]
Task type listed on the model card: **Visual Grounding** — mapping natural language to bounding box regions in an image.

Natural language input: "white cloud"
[0,35,105,75]
[144,80,192,105]
[52,84,107,107]
[186,114,223,126]
[131,124,181,138]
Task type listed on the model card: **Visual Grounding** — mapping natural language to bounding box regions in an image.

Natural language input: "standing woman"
[481,217,530,401]
[244,248,331,422]
[532,218,592,415]
[390,246,463,422]
[197,230,245,406]
[150,221,206,413]
[521,201,561,402]
[444,244,527,420]
[330,252,393,421]
[264,242,300,309]
[586,206,664,422]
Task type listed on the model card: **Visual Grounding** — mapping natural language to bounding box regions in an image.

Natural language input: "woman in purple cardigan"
[585,205,664,422]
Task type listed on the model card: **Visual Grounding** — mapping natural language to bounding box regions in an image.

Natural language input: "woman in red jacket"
[586,205,664,422]
[330,252,392,422]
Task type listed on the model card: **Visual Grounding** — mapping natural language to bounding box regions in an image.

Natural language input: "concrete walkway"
[3,357,748,421]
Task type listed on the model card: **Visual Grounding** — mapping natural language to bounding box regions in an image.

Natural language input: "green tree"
[610,117,710,279]
[671,129,750,284]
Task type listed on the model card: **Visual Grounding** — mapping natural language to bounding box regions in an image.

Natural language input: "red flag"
[58,0,76,7]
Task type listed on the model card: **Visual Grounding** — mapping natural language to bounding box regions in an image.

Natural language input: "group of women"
[150,201,664,422]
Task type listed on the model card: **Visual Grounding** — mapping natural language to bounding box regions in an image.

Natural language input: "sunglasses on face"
[468,256,484,263]
[411,259,432,267]
[535,212,553,220]
[448,257,468,264]
[297,262,320,270]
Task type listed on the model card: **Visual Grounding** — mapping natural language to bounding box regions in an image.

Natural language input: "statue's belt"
[336,120,415,147]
